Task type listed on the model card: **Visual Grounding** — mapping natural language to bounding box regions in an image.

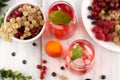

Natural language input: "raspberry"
[105,33,114,41]
[96,20,105,28]
[92,26,102,33]
[95,33,105,40]
[103,21,114,29]
[96,20,114,29]
[103,28,109,35]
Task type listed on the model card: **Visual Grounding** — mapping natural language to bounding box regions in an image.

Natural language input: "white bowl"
[81,0,120,52]
[4,2,46,43]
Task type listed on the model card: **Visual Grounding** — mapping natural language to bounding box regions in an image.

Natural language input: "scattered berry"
[11,52,16,57]
[32,42,37,46]
[36,65,42,69]
[42,60,47,64]
[85,78,92,80]
[95,33,105,40]
[105,33,114,41]
[51,72,57,77]
[92,26,102,33]
[101,75,106,79]
[103,28,109,35]
[60,66,65,70]
[22,60,27,64]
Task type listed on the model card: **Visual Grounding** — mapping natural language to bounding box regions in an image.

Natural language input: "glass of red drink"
[65,39,95,75]
[47,1,77,40]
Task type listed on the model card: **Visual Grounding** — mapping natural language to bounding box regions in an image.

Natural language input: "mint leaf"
[71,45,83,61]
[49,10,71,25]
[0,69,32,80]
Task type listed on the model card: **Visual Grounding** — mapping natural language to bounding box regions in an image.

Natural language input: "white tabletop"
[0,0,120,80]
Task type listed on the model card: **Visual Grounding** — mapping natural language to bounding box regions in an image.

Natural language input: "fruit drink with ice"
[47,1,77,39]
[65,40,95,75]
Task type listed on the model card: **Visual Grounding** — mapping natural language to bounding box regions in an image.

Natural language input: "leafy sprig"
[0,0,10,11]
[0,13,5,27]
[0,68,32,80]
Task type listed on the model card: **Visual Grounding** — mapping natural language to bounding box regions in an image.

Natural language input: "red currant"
[36,65,42,69]
[42,60,47,64]
[42,66,47,70]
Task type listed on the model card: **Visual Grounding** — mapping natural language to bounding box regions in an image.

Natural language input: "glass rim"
[48,1,74,13]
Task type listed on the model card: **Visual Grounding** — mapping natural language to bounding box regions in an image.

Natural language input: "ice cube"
[71,58,85,69]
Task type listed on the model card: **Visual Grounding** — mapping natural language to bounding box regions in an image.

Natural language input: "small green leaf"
[7,70,13,77]
[28,76,32,79]
[22,76,27,80]
[16,73,22,80]
[0,2,7,7]
[71,45,83,61]
[2,0,9,2]
[1,69,8,78]
[49,10,71,25]
[12,75,15,80]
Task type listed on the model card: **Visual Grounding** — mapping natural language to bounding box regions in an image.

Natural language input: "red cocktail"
[47,1,77,39]
[65,40,95,75]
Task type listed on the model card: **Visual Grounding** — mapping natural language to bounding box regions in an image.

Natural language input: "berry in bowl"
[1,2,45,42]
[81,0,120,52]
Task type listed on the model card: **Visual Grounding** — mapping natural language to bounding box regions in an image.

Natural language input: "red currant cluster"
[36,60,47,80]
[92,20,115,41]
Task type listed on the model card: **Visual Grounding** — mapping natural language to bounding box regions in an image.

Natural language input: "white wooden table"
[0,0,120,80]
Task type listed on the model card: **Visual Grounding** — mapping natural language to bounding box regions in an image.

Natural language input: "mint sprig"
[0,68,32,80]
[71,45,83,61]
[49,10,71,25]
[0,0,10,11]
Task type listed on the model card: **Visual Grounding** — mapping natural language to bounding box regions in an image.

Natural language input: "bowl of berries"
[81,0,120,52]
[3,2,45,42]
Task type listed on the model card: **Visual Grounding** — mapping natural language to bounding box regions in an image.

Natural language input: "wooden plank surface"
[0,0,120,80]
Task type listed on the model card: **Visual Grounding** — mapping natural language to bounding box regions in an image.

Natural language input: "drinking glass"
[47,1,77,40]
[65,39,95,75]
